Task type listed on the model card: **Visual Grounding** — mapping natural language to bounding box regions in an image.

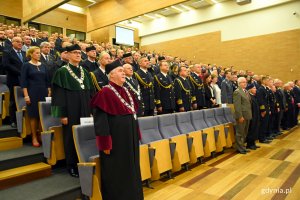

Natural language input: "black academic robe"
[91,81,143,200]
[51,64,94,168]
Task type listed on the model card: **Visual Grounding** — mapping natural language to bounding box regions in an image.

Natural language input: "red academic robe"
[90,81,144,200]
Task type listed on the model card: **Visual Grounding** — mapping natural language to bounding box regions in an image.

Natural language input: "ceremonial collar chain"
[106,84,137,119]
[125,78,141,100]
[65,64,85,89]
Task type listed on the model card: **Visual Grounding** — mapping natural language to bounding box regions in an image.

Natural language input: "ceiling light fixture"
[180,4,193,10]
[171,6,184,12]
[155,14,165,18]
[144,14,156,19]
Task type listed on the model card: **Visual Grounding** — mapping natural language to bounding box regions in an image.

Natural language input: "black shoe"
[237,150,246,154]
[246,146,256,150]
[68,168,79,178]
[259,140,271,144]
[255,145,261,148]
[11,122,17,128]
[245,149,250,152]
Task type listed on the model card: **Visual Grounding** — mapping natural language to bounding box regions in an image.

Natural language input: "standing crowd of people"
[0,23,299,200]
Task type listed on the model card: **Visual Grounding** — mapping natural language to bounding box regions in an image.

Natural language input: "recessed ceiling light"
[180,4,193,10]
[171,6,184,12]
[144,14,156,19]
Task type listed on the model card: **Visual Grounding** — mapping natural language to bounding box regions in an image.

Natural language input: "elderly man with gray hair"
[91,62,143,200]
[233,77,252,154]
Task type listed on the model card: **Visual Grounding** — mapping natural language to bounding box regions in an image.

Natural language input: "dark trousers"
[278,110,284,131]
[294,106,299,126]
[9,85,16,123]
[272,112,280,133]
[259,112,269,141]
[144,109,154,117]
[62,124,78,169]
[247,119,259,147]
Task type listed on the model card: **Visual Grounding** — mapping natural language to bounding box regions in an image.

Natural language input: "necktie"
[17,51,23,62]
[46,55,49,61]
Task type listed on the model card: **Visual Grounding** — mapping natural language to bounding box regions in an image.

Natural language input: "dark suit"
[282,90,295,129]
[124,77,144,117]
[275,87,285,132]
[90,67,109,92]
[233,88,252,153]
[204,84,215,108]
[293,86,300,126]
[0,41,5,74]
[81,51,88,60]
[154,72,175,114]
[132,60,139,72]
[256,85,270,141]
[40,54,56,82]
[148,64,160,77]
[221,78,233,104]
[81,59,98,72]
[174,76,192,112]
[4,39,12,50]
[2,48,27,123]
[188,72,206,109]
[246,93,260,147]
[31,38,41,46]
[134,69,155,116]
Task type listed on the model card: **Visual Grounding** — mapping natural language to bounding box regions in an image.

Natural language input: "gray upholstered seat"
[73,124,98,163]
[175,112,195,134]
[214,107,228,124]
[39,102,61,131]
[157,114,181,138]
[224,107,236,123]
[14,86,30,137]
[190,110,209,130]
[138,116,163,144]
[203,109,219,127]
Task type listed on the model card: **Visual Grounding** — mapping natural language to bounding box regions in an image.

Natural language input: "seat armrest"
[187,136,193,153]
[148,147,156,168]
[88,155,100,162]
[169,142,176,159]
[202,132,208,147]
[41,131,54,158]
[214,130,219,142]
[78,163,96,197]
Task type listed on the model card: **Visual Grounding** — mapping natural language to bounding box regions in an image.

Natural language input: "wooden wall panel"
[141,29,300,82]
[33,8,86,32]
[0,0,22,19]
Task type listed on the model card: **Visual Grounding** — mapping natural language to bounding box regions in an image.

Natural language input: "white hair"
[237,77,246,85]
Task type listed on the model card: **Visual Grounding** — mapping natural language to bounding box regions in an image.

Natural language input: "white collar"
[140,68,148,74]
[88,58,96,63]
[180,76,186,80]
[161,72,168,77]
[99,66,105,74]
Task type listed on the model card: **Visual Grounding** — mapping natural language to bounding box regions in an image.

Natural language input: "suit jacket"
[233,87,252,120]
[2,49,27,86]
[124,77,144,115]
[31,38,41,46]
[221,78,233,104]
[275,88,285,110]
[188,72,205,108]
[81,59,99,72]
[81,51,88,60]
[134,69,155,110]
[204,84,214,108]
[256,85,270,113]
[90,67,109,91]
[40,54,56,82]
[4,39,12,50]
[174,76,192,111]
[154,72,175,110]
[293,86,300,104]
[132,60,139,72]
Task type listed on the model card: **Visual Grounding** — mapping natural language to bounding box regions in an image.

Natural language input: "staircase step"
[0,162,51,190]
[0,137,22,151]
[0,125,19,138]
[0,168,81,200]
[0,143,44,171]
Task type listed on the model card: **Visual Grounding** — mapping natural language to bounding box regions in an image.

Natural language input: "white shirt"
[161,72,168,77]
[99,66,106,74]
[140,68,148,74]
[212,83,221,104]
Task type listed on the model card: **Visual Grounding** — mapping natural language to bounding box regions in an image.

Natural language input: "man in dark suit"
[2,37,27,127]
[123,63,144,117]
[221,70,233,104]
[246,84,260,150]
[30,29,41,46]
[256,76,271,143]
[4,29,14,50]
[0,30,6,74]
[293,80,300,126]
[274,79,285,134]
[40,42,56,82]
[233,77,252,154]
[188,64,205,109]
[80,43,88,60]
[154,61,175,114]
[90,52,110,92]
[174,66,196,112]
[81,46,98,72]
[134,57,155,116]
[132,52,140,72]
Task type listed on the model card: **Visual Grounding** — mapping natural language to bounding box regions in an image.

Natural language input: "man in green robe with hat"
[51,44,94,177]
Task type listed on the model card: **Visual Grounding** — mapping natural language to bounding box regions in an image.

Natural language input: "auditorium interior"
[0,0,300,199]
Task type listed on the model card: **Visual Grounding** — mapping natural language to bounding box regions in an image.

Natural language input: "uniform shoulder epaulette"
[134,72,153,88]
[188,75,203,87]
[90,72,101,92]
[154,75,172,89]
